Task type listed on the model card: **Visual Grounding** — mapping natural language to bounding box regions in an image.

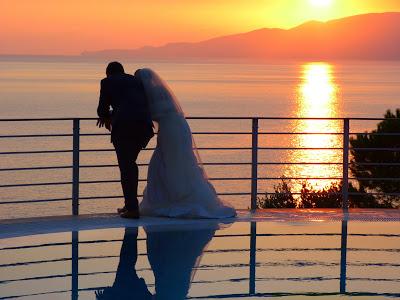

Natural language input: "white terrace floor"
[1,209,399,239]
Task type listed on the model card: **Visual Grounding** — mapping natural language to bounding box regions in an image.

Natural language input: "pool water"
[0,219,399,299]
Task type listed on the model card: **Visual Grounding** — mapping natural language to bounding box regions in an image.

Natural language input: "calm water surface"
[0,221,399,299]
[0,60,399,218]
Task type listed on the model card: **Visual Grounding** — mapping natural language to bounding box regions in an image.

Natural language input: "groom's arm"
[97,79,112,130]
[97,79,111,118]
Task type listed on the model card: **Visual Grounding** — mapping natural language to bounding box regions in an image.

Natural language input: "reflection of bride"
[145,225,216,299]
[136,69,236,219]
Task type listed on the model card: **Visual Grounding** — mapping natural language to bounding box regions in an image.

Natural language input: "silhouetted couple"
[97,62,236,219]
[95,226,216,299]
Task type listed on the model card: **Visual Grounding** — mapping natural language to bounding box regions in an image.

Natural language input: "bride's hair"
[136,68,184,120]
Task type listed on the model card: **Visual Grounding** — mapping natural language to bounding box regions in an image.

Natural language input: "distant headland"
[81,12,400,61]
[1,12,400,62]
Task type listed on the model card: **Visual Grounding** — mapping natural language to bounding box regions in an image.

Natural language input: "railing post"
[340,220,348,294]
[72,231,79,300]
[249,222,257,295]
[251,118,259,210]
[342,118,350,212]
[72,119,80,216]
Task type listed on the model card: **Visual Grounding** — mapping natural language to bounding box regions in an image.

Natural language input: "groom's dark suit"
[95,228,152,299]
[97,72,153,212]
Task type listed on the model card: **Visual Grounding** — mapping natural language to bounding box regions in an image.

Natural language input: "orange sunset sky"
[1,0,400,55]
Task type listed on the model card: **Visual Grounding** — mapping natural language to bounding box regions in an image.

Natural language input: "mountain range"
[82,12,400,60]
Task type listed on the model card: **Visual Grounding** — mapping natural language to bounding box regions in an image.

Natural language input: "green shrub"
[257,177,395,209]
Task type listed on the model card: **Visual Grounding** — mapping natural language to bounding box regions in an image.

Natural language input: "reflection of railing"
[1,223,400,299]
[0,117,399,215]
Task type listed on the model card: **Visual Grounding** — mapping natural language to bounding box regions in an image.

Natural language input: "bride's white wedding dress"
[137,69,236,218]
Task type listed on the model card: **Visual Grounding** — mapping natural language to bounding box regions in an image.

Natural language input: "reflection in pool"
[95,226,215,299]
[0,220,399,299]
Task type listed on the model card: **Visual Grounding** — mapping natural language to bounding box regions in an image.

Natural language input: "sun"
[309,0,333,7]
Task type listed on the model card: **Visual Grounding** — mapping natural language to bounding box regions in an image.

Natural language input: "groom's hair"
[106,61,125,77]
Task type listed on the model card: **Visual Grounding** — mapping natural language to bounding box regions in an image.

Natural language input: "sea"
[0,58,399,219]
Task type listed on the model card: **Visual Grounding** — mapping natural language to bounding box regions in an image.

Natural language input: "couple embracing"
[97,62,236,219]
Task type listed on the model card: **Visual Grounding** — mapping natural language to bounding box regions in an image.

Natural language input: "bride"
[136,69,236,219]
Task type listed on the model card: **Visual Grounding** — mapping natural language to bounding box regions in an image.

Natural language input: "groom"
[95,227,152,299]
[97,62,153,219]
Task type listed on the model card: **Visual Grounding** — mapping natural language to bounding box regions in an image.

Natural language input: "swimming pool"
[0,210,399,299]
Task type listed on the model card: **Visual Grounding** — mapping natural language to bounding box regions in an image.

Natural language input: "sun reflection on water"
[285,62,342,190]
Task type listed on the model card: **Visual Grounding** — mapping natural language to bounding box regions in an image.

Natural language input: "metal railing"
[0,117,399,216]
[1,222,399,299]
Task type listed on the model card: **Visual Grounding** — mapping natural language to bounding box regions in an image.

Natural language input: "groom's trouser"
[112,123,153,211]
[112,228,152,296]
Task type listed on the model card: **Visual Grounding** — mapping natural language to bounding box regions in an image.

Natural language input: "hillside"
[82,13,400,60]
